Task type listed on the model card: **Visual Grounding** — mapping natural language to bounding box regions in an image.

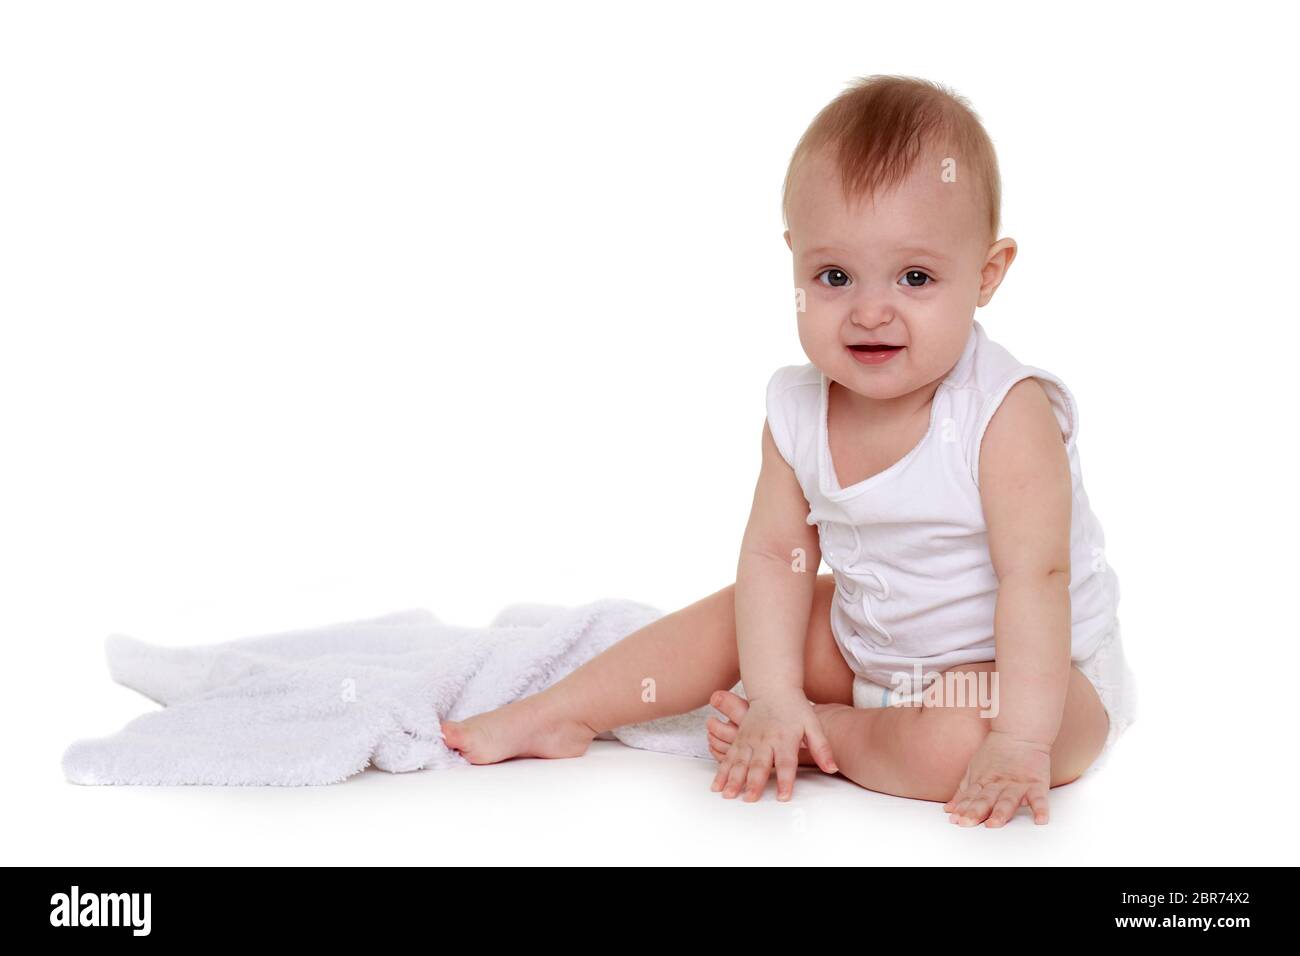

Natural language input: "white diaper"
[1071,621,1139,775]
[850,621,1137,776]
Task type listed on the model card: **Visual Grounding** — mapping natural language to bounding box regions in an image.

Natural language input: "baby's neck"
[834,375,945,428]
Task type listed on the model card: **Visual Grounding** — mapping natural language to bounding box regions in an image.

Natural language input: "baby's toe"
[709,689,750,724]
[706,715,737,741]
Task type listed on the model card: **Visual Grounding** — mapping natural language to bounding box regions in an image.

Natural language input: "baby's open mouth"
[847,342,904,366]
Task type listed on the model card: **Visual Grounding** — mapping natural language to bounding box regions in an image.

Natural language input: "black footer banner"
[9,865,1282,941]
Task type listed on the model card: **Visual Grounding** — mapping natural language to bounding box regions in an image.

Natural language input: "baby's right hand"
[708,689,838,802]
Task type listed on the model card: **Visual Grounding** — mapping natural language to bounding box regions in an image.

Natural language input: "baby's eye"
[815,268,851,288]
[899,270,933,288]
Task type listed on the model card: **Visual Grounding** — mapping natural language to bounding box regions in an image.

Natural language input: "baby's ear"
[783,229,792,251]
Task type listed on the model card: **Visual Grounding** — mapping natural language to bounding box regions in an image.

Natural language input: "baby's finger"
[710,750,739,791]
[947,785,981,824]
[774,746,799,801]
[943,775,973,813]
[985,786,1024,828]
[721,745,753,798]
[742,745,774,802]
[1026,787,1051,825]
[952,783,999,826]
[802,717,839,775]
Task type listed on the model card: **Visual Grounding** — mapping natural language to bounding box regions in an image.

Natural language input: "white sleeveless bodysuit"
[765,322,1134,752]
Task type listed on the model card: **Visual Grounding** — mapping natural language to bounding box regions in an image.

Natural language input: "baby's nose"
[848,302,897,329]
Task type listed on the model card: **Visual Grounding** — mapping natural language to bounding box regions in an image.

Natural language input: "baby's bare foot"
[705,689,846,768]
[440,696,598,765]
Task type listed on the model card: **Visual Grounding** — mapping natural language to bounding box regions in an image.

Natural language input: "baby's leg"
[811,661,1110,802]
[708,661,1109,798]
[442,573,853,764]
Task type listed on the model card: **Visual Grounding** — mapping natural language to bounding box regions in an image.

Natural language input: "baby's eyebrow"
[893,245,950,262]
[802,245,845,259]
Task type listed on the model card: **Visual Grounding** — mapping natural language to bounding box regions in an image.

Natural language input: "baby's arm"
[734,421,822,701]
[710,420,838,801]
[981,379,1073,743]
[950,378,1073,824]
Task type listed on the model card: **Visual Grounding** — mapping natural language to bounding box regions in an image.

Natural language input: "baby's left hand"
[944,730,1052,827]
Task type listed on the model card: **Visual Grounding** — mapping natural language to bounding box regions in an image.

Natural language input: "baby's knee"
[905,709,990,799]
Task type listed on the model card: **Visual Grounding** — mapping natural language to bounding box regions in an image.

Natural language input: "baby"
[442,75,1137,828]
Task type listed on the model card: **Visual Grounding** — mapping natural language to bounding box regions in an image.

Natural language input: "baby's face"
[785,146,1015,402]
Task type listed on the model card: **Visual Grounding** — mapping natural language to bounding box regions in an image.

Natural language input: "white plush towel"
[63,598,736,786]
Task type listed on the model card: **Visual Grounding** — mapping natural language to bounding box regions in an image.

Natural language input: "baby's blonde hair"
[781,75,1002,242]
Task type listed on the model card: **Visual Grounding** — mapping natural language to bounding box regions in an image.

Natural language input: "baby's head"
[782,75,1016,400]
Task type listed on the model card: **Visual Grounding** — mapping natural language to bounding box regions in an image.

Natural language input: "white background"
[3,0,1296,865]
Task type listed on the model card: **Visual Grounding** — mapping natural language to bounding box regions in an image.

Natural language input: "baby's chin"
[816,351,920,398]
[836,375,920,402]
